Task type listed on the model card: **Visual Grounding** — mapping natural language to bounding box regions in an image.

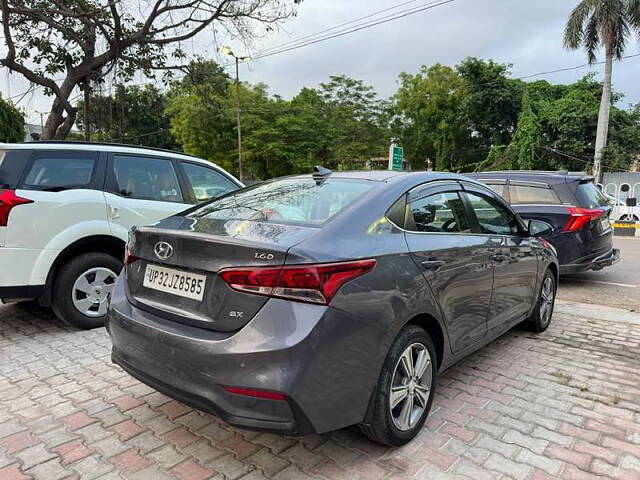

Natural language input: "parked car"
[0,142,242,328]
[107,170,558,446]
[470,171,620,275]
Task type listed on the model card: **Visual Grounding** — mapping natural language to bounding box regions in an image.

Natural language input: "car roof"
[0,141,241,184]
[470,170,593,185]
[283,170,476,184]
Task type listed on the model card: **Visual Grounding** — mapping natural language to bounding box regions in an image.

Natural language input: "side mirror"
[528,219,554,237]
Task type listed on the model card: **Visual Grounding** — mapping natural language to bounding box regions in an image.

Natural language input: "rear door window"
[510,184,560,205]
[22,152,97,190]
[465,191,521,235]
[112,155,183,203]
[575,181,610,208]
[181,162,238,203]
[406,192,471,233]
[189,177,374,226]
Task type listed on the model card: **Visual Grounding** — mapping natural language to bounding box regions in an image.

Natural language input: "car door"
[461,185,538,335]
[9,149,107,250]
[179,160,240,204]
[104,153,192,241]
[403,182,493,353]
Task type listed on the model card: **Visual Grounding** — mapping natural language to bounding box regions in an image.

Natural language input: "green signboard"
[389,145,404,171]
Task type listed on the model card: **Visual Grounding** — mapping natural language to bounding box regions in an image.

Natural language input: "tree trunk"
[41,97,66,140]
[593,45,613,184]
[56,112,76,140]
[41,103,77,140]
[41,81,77,140]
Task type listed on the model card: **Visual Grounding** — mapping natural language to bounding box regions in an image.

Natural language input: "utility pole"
[222,46,250,182]
[31,109,47,140]
[234,56,243,182]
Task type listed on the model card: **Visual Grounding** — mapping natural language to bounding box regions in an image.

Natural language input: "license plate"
[600,218,611,231]
[143,264,206,301]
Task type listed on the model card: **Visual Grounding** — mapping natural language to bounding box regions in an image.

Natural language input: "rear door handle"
[421,260,445,271]
[108,204,120,220]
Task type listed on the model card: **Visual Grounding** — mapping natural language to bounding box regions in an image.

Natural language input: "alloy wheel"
[71,267,117,317]
[389,342,433,431]
[539,276,555,327]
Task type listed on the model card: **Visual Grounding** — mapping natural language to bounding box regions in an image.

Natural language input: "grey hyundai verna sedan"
[106,169,558,446]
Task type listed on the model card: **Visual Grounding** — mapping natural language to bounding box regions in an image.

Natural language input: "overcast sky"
[4,0,640,126]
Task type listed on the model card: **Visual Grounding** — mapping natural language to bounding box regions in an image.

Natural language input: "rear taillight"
[223,386,287,401]
[219,259,376,305]
[0,189,33,227]
[124,245,139,265]
[563,207,604,232]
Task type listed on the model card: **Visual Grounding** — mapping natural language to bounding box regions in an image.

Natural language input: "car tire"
[359,325,437,446]
[52,253,122,330]
[523,269,556,333]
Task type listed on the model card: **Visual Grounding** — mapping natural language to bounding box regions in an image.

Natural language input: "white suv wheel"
[72,267,118,317]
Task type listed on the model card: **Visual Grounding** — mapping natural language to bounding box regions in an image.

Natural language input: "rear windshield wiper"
[38,186,76,192]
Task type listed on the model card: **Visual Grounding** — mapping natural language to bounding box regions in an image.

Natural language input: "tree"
[503,90,540,170]
[509,75,639,173]
[245,87,332,178]
[394,64,469,170]
[456,57,523,153]
[0,0,302,140]
[0,95,24,142]
[606,102,640,171]
[167,69,389,178]
[167,61,236,171]
[564,0,640,182]
[319,76,388,169]
[76,84,178,149]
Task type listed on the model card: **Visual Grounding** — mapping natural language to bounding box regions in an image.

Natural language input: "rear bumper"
[0,247,41,287]
[106,274,382,434]
[560,248,621,275]
[0,247,53,302]
[0,247,59,296]
[112,351,306,433]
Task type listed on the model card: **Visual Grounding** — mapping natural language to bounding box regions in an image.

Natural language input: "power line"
[232,0,457,65]
[256,0,435,56]
[71,0,456,90]
[516,53,640,81]
[540,145,630,173]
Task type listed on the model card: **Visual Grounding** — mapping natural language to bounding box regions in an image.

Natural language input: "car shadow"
[1,301,75,332]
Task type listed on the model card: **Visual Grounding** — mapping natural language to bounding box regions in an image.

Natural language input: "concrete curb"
[612,220,639,237]
[556,299,640,325]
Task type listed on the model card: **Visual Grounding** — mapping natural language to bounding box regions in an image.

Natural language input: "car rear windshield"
[575,181,610,208]
[0,150,29,189]
[509,184,560,205]
[189,177,375,227]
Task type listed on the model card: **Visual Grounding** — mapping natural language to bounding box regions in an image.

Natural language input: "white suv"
[0,142,242,328]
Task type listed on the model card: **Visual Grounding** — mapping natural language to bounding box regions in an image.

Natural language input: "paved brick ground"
[1,300,639,480]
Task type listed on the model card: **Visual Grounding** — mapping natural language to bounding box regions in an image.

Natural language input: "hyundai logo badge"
[154,241,174,260]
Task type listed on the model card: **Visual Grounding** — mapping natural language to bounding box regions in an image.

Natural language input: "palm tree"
[564,0,640,183]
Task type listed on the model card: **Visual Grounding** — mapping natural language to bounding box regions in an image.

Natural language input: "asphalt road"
[557,236,640,311]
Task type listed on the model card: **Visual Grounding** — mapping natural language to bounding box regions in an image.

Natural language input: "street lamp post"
[221,46,250,182]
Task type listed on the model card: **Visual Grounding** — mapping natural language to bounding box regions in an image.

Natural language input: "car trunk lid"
[125,216,315,332]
